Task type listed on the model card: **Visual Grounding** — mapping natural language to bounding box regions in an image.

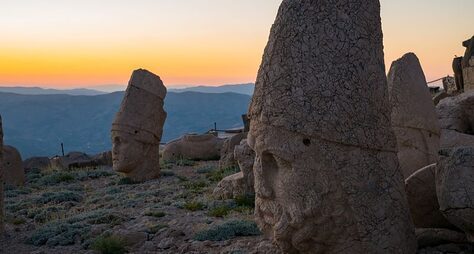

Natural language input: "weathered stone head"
[111,69,167,182]
[248,0,416,253]
[387,53,441,178]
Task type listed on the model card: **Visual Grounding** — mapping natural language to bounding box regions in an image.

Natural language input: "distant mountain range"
[0,83,256,96]
[169,83,255,95]
[0,91,251,158]
[0,87,106,96]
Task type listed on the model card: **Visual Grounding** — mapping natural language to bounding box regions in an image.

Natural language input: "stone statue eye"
[303,138,311,146]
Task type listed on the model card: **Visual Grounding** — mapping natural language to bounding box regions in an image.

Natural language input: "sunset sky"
[0,0,472,88]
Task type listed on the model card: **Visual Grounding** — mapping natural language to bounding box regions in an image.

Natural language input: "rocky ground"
[1,160,473,254]
[0,160,280,254]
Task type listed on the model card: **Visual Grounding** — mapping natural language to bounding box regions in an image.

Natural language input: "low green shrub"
[36,191,83,204]
[194,220,261,241]
[234,194,255,208]
[175,158,196,167]
[37,172,76,186]
[144,211,166,218]
[184,201,205,211]
[208,205,231,217]
[77,170,113,181]
[28,221,91,246]
[91,235,127,254]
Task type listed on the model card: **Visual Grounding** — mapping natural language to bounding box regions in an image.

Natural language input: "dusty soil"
[0,161,280,254]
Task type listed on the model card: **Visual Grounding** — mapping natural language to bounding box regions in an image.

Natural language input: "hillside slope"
[0,91,250,157]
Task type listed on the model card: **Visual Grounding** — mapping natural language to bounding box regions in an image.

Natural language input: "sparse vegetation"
[117,177,139,185]
[194,220,261,241]
[208,205,232,217]
[144,210,166,218]
[91,235,127,254]
[175,158,196,167]
[36,191,83,204]
[37,172,76,186]
[206,166,240,182]
[184,201,205,211]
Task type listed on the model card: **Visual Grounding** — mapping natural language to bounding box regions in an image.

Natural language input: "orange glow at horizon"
[0,0,472,88]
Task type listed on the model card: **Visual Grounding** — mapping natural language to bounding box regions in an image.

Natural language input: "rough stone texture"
[436,147,474,242]
[443,76,458,94]
[162,134,224,162]
[406,164,454,229]
[0,115,3,234]
[388,53,441,179]
[218,132,246,170]
[213,140,255,199]
[437,90,474,149]
[23,157,51,171]
[247,0,416,253]
[111,69,167,182]
[463,37,474,91]
[50,152,91,170]
[416,228,468,248]
[91,151,113,167]
[433,92,451,106]
[3,145,25,186]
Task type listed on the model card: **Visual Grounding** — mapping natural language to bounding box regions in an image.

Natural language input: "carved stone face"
[111,131,144,174]
[248,124,348,253]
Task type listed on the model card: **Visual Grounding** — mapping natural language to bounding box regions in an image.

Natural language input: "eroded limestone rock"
[437,90,474,149]
[50,152,91,170]
[388,53,441,179]
[405,164,453,229]
[437,147,474,242]
[247,0,416,253]
[213,140,255,199]
[162,134,223,162]
[23,156,51,171]
[111,69,167,182]
[218,132,246,170]
[3,145,25,186]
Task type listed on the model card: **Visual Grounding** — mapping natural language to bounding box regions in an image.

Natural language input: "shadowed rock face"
[405,164,453,229]
[387,53,441,179]
[3,145,25,186]
[437,147,474,242]
[111,69,167,182]
[213,139,255,199]
[247,0,416,253]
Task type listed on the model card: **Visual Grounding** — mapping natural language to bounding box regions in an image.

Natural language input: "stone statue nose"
[254,155,274,199]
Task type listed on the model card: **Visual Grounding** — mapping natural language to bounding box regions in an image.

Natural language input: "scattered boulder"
[247,0,416,253]
[3,145,25,186]
[91,151,113,167]
[388,53,441,179]
[111,69,167,182]
[23,157,51,171]
[437,90,474,149]
[437,147,474,242]
[50,152,91,170]
[405,164,453,229]
[162,134,224,162]
[218,132,246,170]
[416,228,468,248]
[213,140,255,199]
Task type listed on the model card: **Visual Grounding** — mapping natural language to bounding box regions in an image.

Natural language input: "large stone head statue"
[247,0,416,253]
[111,69,167,182]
